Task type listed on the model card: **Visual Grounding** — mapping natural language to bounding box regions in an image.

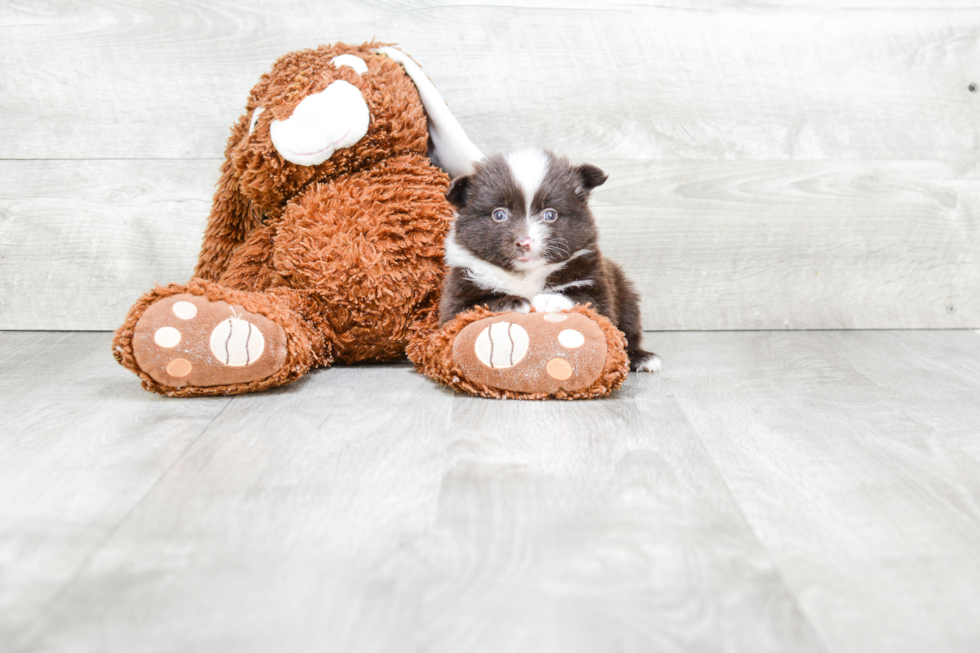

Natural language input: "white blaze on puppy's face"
[269,80,370,166]
[505,148,549,217]
[504,149,554,268]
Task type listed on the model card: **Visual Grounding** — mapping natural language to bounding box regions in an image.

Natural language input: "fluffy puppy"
[439,148,660,372]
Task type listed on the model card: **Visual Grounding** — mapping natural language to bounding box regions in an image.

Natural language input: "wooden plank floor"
[2,330,979,652]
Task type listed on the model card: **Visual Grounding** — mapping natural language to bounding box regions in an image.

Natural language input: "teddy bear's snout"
[269,80,370,167]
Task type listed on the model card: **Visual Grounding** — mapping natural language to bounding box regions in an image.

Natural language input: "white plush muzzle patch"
[269,80,370,166]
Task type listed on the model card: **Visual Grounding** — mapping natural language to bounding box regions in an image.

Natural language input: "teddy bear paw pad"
[452,311,608,395]
[132,294,287,389]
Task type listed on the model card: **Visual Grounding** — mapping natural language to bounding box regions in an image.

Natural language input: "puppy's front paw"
[486,296,531,314]
[505,299,531,314]
[531,293,575,313]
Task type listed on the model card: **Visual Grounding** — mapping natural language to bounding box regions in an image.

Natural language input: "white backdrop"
[1,0,978,330]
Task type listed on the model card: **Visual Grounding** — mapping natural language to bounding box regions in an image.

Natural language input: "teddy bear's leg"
[194,159,262,283]
[113,280,333,397]
[407,305,631,400]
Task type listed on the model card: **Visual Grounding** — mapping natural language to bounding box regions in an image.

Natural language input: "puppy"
[439,148,660,372]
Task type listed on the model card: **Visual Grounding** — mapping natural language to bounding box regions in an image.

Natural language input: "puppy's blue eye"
[543,209,558,222]
[492,209,508,222]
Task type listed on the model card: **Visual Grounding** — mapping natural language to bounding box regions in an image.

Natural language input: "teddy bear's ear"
[446,175,474,208]
[375,46,484,178]
[194,159,261,281]
[575,163,608,200]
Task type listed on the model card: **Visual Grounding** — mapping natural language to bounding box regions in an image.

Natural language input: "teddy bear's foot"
[131,294,288,390]
[408,305,631,400]
[453,311,609,395]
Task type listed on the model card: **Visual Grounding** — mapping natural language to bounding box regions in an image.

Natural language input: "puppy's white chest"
[444,233,565,299]
[458,256,550,298]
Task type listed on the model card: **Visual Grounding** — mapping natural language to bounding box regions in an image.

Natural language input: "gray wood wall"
[2,0,978,330]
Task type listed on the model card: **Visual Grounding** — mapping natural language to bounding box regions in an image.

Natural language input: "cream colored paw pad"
[154,326,181,348]
[172,301,198,320]
[131,293,288,389]
[557,329,584,349]
[210,317,265,367]
[454,311,608,394]
[473,322,529,369]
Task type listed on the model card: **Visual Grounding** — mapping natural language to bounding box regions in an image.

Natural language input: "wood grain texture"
[655,329,980,652]
[2,159,976,330]
[1,1,979,330]
[0,160,213,330]
[6,333,820,653]
[4,330,980,651]
[0,332,231,649]
[595,159,980,330]
[1,1,979,160]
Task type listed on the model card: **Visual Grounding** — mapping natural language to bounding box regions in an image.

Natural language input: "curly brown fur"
[112,279,332,397]
[116,42,455,396]
[195,41,431,281]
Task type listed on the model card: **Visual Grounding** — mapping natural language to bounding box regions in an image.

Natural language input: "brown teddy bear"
[113,42,630,399]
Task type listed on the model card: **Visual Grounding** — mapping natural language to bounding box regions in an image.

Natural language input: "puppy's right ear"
[446,175,474,208]
[575,163,608,200]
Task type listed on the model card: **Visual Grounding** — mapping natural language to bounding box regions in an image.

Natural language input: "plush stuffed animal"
[408,305,631,400]
[113,41,631,399]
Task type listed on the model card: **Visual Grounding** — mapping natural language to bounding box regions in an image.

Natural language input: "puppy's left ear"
[446,175,474,208]
[575,163,608,200]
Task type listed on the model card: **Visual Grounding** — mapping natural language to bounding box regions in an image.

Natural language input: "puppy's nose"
[515,236,533,251]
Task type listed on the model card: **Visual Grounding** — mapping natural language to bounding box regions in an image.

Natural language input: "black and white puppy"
[439,148,660,372]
